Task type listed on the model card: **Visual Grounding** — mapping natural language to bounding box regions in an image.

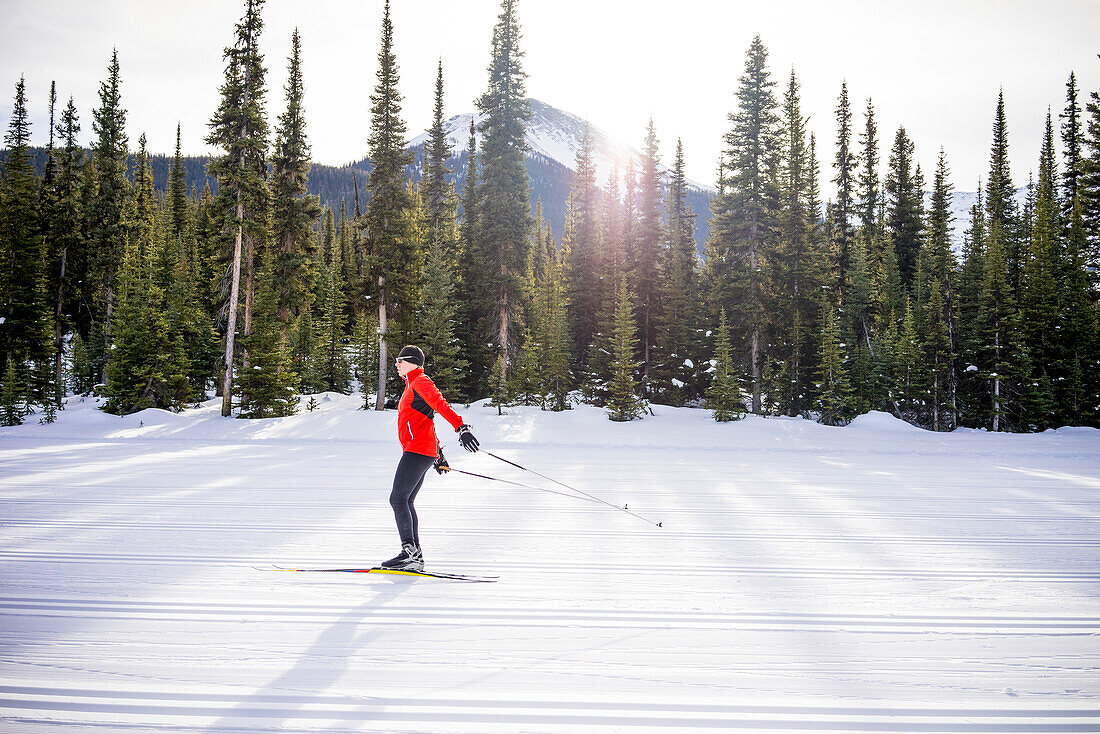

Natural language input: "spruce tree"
[206,0,271,416]
[606,274,644,421]
[632,118,662,395]
[706,309,743,422]
[236,261,299,417]
[816,300,853,426]
[270,28,323,345]
[1081,64,1100,282]
[417,191,467,399]
[856,98,880,238]
[104,137,191,415]
[1,361,24,426]
[423,59,452,232]
[921,148,957,429]
[87,50,129,384]
[476,0,533,393]
[167,124,188,241]
[776,75,830,417]
[314,259,350,393]
[654,138,700,406]
[707,34,780,414]
[361,0,414,411]
[832,81,856,292]
[350,311,377,408]
[456,118,488,400]
[884,126,923,287]
[1060,73,1082,224]
[977,218,1018,431]
[1021,112,1061,429]
[49,97,88,343]
[564,123,601,368]
[986,91,1023,300]
[0,77,51,398]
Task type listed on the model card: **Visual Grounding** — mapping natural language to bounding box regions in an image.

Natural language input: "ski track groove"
[4,519,1100,546]
[3,598,1100,631]
[1,551,1097,581]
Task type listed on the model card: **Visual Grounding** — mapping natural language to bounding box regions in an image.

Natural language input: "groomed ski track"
[2,395,1098,732]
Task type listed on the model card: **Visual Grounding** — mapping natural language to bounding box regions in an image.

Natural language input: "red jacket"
[397,367,464,457]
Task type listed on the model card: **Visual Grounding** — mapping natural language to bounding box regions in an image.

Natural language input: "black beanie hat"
[397,345,424,366]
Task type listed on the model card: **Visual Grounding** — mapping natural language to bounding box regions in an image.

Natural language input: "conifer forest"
[2,0,1099,433]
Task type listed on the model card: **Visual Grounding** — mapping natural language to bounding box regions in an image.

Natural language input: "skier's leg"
[389,452,434,547]
[407,463,431,548]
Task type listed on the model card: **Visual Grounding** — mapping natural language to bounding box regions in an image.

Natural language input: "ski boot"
[380,543,424,572]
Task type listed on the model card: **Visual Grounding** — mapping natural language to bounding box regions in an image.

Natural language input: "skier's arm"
[411,374,464,431]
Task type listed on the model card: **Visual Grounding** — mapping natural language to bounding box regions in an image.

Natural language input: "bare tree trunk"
[992,328,1001,432]
[221,215,244,417]
[223,26,252,416]
[642,300,650,398]
[374,278,387,411]
[53,247,67,392]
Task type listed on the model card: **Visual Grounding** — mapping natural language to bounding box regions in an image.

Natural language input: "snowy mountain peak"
[408,98,714,193]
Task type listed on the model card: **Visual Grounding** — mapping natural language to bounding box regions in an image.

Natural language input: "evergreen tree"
[884,126,923,287]
[606,274,645,421]
[986,91,1023,300]
[456,119,487,401]
[236,261,299,417]
[350,311,377,408]
[423,59,452,231]
[831,81,856,292]
[1060,73,1082,224]
[856,98,880,237]
[1021,112,1061,429]
[815,300,853,425]
[1081,64,1100,282]
[361,0,415,411]
[417,190,467,398]
[705,309,743,422]
[206,0,271,415]
[1,361,24,426]
[87,50,129,384]
[977,217,1020,431]
[0,77,51,398]
[476,0,533,395]
[654,138,700,406]
[49,97,89,343]
[707,34,780,414]
[845,228,878,413]
[772,70,818,416]
[270,28,322,345]
[632,118,662,395]
[167,124,188,241]
[920,148,957,430]
[564,123,601,368]
[104,137,191,415]
[314,258,350,393]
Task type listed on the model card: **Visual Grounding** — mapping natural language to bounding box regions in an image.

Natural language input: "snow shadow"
[206,577,413,731]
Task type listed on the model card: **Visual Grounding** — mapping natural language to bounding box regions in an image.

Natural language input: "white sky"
[2,0,1099,198]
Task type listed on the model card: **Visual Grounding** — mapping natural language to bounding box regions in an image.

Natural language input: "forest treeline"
[2,0,1099,431]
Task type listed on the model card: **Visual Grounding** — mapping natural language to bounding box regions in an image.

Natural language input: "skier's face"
[395,357,418,377]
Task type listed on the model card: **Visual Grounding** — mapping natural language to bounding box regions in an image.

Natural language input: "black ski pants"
[389,451,436,548]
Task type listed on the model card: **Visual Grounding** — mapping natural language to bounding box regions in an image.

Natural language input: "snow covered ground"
[2,394,1099,732]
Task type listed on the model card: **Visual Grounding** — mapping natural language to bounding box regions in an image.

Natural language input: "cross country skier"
[381,345,480,572]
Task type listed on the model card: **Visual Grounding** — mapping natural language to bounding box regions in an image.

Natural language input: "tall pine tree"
[476,0,533,398]
[361,0,415,410]
[269,28,323,345]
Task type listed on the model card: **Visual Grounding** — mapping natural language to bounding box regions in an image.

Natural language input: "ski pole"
[483,450,663,528]
[441,466,605,506]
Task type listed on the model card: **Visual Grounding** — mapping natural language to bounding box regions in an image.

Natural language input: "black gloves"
[457,424,480,453]
[434,447,451,474]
